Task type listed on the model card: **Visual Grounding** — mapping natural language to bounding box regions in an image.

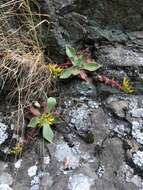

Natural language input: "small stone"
[132,151,143,169]
[130,175,142,187]
[41,173,53,188]
[96,165,105,178]
[67,174,93,190]
[88,100,98,109]
[132,121,143,145]
[107,100,128,118]
[130,108,143,118]
[120,163,143,187]
[0,173,13,185]
[10,124,15,130]
[31,176,39,186]
[55,142,80,170]
[0,122,8,145]
[43,156,50,165]
[113,124,130,137]
[0,184,13,190]
[28,166,37,177]
[30,185,39,190]
[14,159,22,169]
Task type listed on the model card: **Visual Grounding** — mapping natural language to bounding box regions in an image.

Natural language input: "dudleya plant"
[28,97,61,142]
[60,46,102,80]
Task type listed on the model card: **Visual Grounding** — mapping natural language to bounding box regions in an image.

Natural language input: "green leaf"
[66,46,77,65]
[83,62,102,71]
[54,116,62,124]
[75,55,84,67]
[42,123,54,143]
[60,67,79,79]
[28,117,39,128]
[47,97,57,112]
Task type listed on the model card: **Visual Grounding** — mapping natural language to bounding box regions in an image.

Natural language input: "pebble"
[132,121,143,145]
[0,173,13,186]
[0,184,13,190]
[14,159,22,169]
[28,166,38,177]
[0,122,8,145]
[43,156,50,165]
[67,174,93,190]
[132,151,143,169]
[55,142,80,170]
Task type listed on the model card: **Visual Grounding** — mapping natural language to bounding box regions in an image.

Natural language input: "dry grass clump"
[0,35,52,105]
[0,0,52,106]
[0,0,54,146]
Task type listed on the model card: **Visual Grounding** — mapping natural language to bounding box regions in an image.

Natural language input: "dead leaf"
[29,106,41,116]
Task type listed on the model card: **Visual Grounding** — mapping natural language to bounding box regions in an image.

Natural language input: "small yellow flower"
[9,143,23,155]
[121,76,134,93]
[47,64,63,77]
[39,113,54,125]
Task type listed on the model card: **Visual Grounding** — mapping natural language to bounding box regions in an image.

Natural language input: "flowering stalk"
[96,74,122,90]
[96,74,134,94]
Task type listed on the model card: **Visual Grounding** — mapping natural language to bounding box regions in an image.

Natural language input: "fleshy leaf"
[29,106,41,116]
[60,67,79,79]
[54,116,62,124]
[75,55,84,67]
[28,117,39,128]
[47,97,57,112]
[42,123,54,143]
[83,62,102,71]
[66,46,77,65]
[79,70,88,80]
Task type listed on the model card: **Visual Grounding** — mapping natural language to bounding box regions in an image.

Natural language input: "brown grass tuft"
[0,35,52,105]
[0,0,53,106]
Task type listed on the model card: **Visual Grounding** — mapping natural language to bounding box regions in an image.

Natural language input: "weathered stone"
[132,121,143,145]
[97,45,143,67]
[67,174,93,190]
[119,163,142,189]
[0,173,13,186]
[132,151,143,170]
[0,184,13,190]
[34,0,143,62]
[106,98,129,118]
[55,141,80,169]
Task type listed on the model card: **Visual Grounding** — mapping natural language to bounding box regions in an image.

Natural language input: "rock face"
[37,0,143,62]
[0,80,143,190]
[0,0,143,189]
[1,0,143,65]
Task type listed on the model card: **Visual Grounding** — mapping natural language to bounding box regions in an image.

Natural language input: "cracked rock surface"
[0,80,143,190]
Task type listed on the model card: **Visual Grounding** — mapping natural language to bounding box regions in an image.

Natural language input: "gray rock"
[55,141,80,169]
[119,163,142,189]
[40,173,53,189]
[97,45,143,67]
[130,108,143,118]
[67,174,93,190]
[69,104,90,131]
[24,0,143,62]
[0,122,8,145]
[0,184,13,190]
[0,173,13,186]
[106,98,129,118]
[132,151,143,169]
[30,185,39,190]
[132,121,143,145]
